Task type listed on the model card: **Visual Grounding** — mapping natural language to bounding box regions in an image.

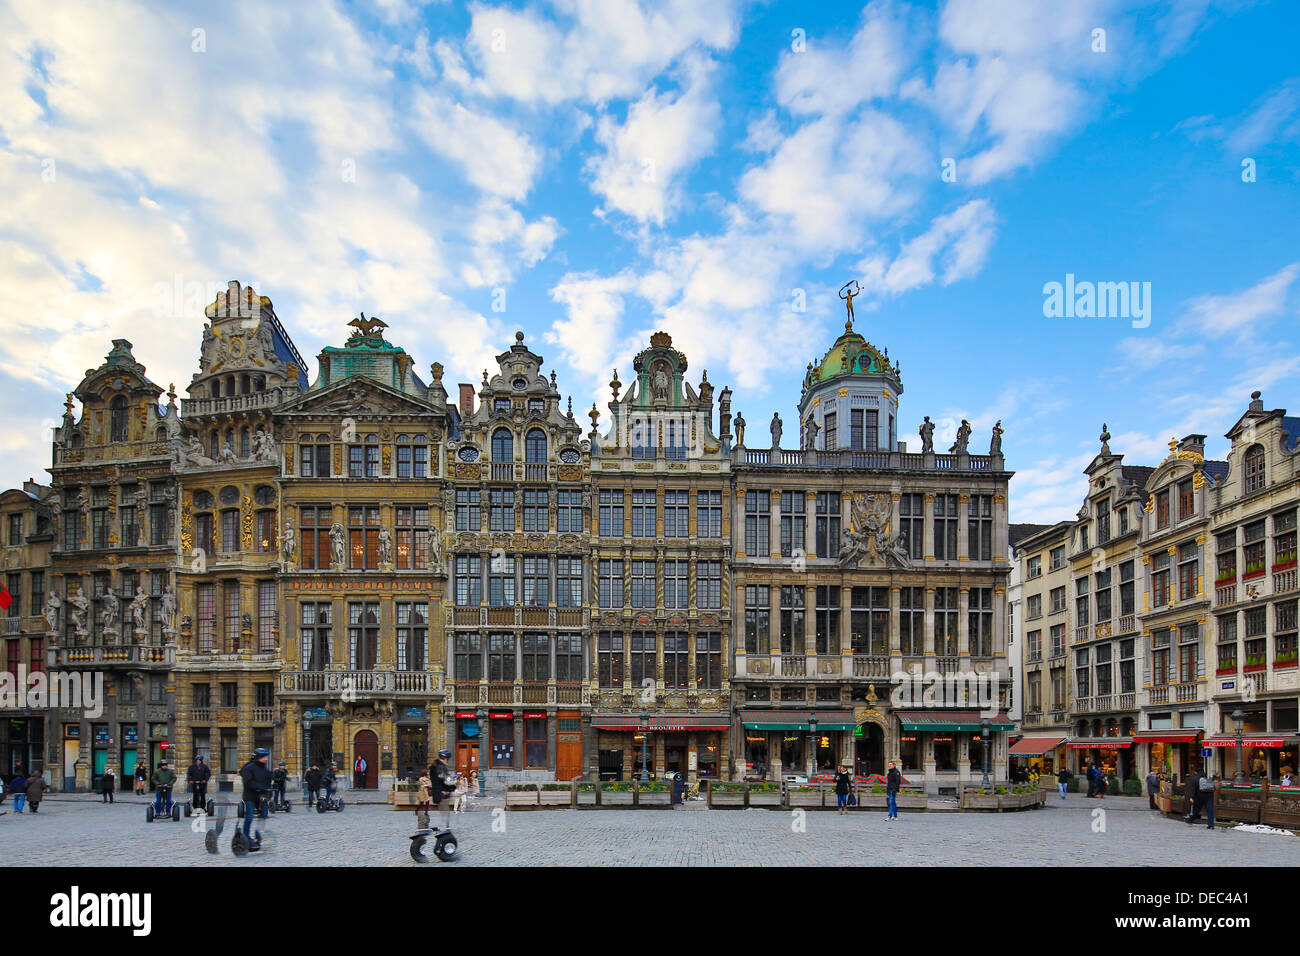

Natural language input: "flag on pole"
[0,586,11,611]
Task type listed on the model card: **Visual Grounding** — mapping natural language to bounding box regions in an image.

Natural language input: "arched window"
[239,427,251,458]
[209,430,220,458]
[212,379,221,398]
[525,428,547,463]
[110,396,128,442]
[492,428,514,462]
[156,426,167,442]
[1244,444,1266,494]
[226,376,236,397]
[241,374,251,395]
[224,428,235,452]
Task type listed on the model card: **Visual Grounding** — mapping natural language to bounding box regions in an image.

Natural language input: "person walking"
[1185,769,1204,825]
[1146,768,1160,810]
[134,762,148,795]
[430,749,457,829]
[186,755,211,813]
[886,760,902,821]
[833,764,854,815]
[101,766,116,804]
[1201,773,1217,830]
[25,770,48,813]
[353,753,368,790]
[1085,763,1096,798]
[1057,766,1070,800]
[10,768,26,813]
[1097,768,1107,799]
[415,766,433,830]
[304,763,322,804]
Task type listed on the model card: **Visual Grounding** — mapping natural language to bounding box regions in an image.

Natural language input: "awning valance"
[592,715,730,731]
[738,709,855,731]
[896,710,1014,733]
[1132,730,1202,744]
[1066,737,1133,749]
[1009,736,1067,755]
[1202,735,1288,749]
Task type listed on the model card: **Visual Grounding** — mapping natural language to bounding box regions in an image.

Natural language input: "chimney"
[458,383,475,418]
[1178,434,1206,457]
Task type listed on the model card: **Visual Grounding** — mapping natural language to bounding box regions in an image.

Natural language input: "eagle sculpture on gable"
[348,312,388,338]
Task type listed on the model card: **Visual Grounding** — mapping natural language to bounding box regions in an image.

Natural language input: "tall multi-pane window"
[394,506,429,570]
[629,632,656,687]
[119,488,138,545]
[1075,647,1091,697]
[780,492,806,557]
[454,633,481,681]
[1075,575,1090,626]
[664,560,688,609]
[1120,638,1135,693]
[455,489,481,532]
[487,633,515,681]
[815,586,840,655]
[1274,510,1297,569]
[598,490,624,537]
[556,490,582,533]
[395,434,428,478]
[629,417,654,458]
[598,559,624,608]
[299,505,331,569]
[555,634,583,682]
[348,505,381,569]
[149,482,168,545]
[1119,560,1135,619]
[631,491,656,537]
[934,587,958,656]
[30,570,44,618]
[1178,623,1199,683]
[455,555,482,606]
[850,586,889,655]
[934,495,958,560]
[196,583,216,653]
[91,487,109,549]
[348,602,379,669]
[597,632,624,687]
[520,634,548,681]
[1150,630,1170,685]
[663,632,689,687]
[744,585,770,654]
[630,560,655,609]
[900,587,924,656]
[348,434,380,478]
[63,489,82,549]
[1244,519,1266,577]
[1094,568,1112,623]
[967,495,992,560]
[898,494,924,559]
[696,560,721,610]
[1178,542,1199,601]
[6,513,21,546]
[1155,490,1170,529]
[1243,445,1265,494]
[395,602,427,670]
[779,586,805,654]
[488,489,515,532]
[488,555,515,605]
[220,509,239,553]
[815,492,840,558]
[255,510,275,553]
[969,588,993,657]
[1095,644,1112,696]
[664,419,687,459]
[695,633,722,689]
[663,491,689,537]
[556,557,583,607]
[524,429,547,463]
[744,491,770,555]
[1177,479,1194,520]
[522,557,549,606]
[696,491,722,538]
[522,490,548,532]
[1150,551,1170,605]
[299,434,331,477]
[110,396,128,442]
[257,581,275,651]
[1096,497,1111,543]
[823,411,837,450]
[491,428,514,463]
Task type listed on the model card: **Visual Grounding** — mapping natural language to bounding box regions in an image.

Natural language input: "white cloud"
[1225,78,1300,155]
[858,198,997,296]
[411,91,542,200]
[1179,262,1299,340]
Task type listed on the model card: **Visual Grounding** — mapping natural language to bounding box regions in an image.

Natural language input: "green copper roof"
[803,324,898,391]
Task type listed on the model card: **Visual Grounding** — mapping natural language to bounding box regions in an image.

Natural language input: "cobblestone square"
[4,793,1294,867]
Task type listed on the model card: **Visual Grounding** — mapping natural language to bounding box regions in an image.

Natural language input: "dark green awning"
[739,709,855,732]
[897,710,1014,733]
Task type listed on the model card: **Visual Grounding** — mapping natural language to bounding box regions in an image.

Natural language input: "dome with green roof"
[797,317,903,452]
[802,321,899,394]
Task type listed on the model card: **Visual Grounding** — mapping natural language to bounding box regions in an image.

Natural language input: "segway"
[409,826,458,863]
[145,785,181,822]
[183,792,216,817]
[236,792,271,820]
[269,788,291,813]
[316,786,344,813]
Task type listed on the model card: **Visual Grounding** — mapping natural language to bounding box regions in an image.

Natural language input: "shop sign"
[489,712,513,720]
[523,712,546,719]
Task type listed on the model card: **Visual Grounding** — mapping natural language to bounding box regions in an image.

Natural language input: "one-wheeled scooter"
[409,825,458,862]
[145,785,181,822]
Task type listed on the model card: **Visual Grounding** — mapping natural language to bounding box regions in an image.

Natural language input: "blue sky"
[1,0,1298,521]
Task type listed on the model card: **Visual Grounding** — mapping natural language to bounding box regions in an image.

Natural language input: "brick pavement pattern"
[3,794,1291,866]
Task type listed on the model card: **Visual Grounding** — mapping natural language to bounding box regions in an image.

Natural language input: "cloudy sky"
[2,0,1298,521]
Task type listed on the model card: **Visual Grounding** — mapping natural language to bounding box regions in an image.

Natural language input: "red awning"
[1202,735,1288,748]
[1009,736,1067,755]
[592,715,731,731]
[1132,730,1202,744]
[1066,737,1133,749]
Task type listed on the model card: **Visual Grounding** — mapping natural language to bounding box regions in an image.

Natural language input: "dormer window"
[1096,498,1110,544]
[1177,478,1194,520]
[630,418,655,459]
[1244,444,1266,494]
[528,398,544,414]
[110,396,129,442]
[1155,490,1170,530]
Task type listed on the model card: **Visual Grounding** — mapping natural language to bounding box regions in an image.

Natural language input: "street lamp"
[981,717,991,788]
[1232,708,1245,784]
[808,714,819,780]
[639,711,650,783]
[475,708,487,796]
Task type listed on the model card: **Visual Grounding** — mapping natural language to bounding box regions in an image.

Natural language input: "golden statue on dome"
[838,280,862,330]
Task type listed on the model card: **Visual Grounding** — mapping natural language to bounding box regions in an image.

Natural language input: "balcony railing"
[1118,614,1136,634]
[739,448,997,471]
[4,617,20,635]
[1149,686,1169,704]
[57,644,175,667]
[1174,683,1200,703]
[252,707,274,723]
[1075,625,1091,642]
[1216,584,1237,605]
[935,657,960,675]
[281,670,444,696]
[1117,693,1135,710]
[852,655,890,678]
[447,681,590,706]
[781,655,807,677]
[489,463,514,481]
[556,609,583,628]
[523,463,548,482]
[181,387,294,418]
[191,708,211,724]
[522,681,549,704]
[1275,568,1298,594]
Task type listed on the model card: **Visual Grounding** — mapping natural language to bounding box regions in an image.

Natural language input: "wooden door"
[555,711,582,781]
[353,730,379,789]
[456,742,479,777]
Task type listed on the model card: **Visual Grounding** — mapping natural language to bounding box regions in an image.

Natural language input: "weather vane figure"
[839,280,862,330]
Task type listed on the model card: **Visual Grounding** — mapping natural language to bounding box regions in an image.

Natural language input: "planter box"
[748,791,782,807]
[602,790,635,806]
[538,790,572,807]
[960,791,1039,811]
[638,790,671,806]
[710,790,746,807]
[389,791,420,810]
[505,790,539,808]
[576,788,598,806]
[857,794,888,809]
[787,791,824,808]
[897,794,929,810]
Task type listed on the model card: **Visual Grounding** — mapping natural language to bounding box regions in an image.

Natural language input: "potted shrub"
[576,781,598,807]
[709,781,745,807]
[1276,651,1298,669]
[856,784,888,809]
[961,787,1001,810]
[601,781,635,806]
[506,783,538,808]
[539,783,573,807]
[637,780,671,806]
[1244,655,1267,672]
[747,782,782,807]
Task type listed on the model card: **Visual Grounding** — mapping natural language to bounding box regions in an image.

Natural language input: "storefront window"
[490,718,514,768]
[698,733,720,777]
[969,734,985,771]
[900,734,919,770]
[934,736,955,771]
[745,735,768,774]
[780,735,803,772]
[814,734,834,771]
[524,718,547,768]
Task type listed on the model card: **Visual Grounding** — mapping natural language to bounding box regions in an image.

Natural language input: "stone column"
[804,583,817,658]
[958,587,970,661]
[769,491,781,560]
[924,588,936,660]
[924,494,935,560]
[958,495,970,561]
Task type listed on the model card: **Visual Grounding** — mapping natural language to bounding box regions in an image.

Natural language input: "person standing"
[353,753,368,790]
[134,762,148,795]
[1185,769,1204,824]
[416,767,433,830]
[150,760,176,815]
[833,764,854,815]
[186,755,211,812]
[1085,763,1096,798]
[271,762,288,808]
[10,768,26,813]
[101,766,116,804]
[1146,768,1160,810]
[304,763,322,804]
[886,760,902,821]
[1057,766,1070,801]
[452,771,469,813]
[430,749,456,829]
[238,748,272,850]
[25,770,48,813]
[1201,773,1216,830]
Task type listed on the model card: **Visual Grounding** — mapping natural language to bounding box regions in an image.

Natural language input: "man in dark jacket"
[11,769,27,813]
[271,762,289,808]
[239,748,273,848]
[186,755,211,812]
[151,761,177,814]
[885,761,902,821]
[1185,769,1204,824]
[101,766,116,804]
[1057,767,1070,800]
[25,771,48,813]
[1146,769,1160,810]
[304,763,322,803]
[430,749,457,828]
